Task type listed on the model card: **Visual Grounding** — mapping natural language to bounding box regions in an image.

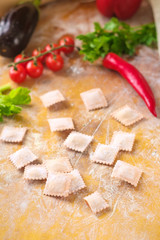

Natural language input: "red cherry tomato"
[45,54,64,72]
[59,36,74,54]
[44,43,60,56]
[32,49,46,62]
[14,54,28,67]
[9,64,27,83]
[26,60,43,78]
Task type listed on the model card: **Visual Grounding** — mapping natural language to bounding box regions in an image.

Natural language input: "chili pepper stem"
[8,44,74,68]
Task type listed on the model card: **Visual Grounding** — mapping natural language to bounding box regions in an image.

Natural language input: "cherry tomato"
[59,36,74,54]
[45,54,64,72]
[14,54,28,67]
[26,60,43,78]
[9,64,27,83]
[32,49,46,62]
[44,43,60,56]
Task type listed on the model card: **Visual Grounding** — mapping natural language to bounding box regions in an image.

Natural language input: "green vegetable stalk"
[0,84,31,122]
[0,84,11,93]
[77,18,157,62]
[33,0,41,8]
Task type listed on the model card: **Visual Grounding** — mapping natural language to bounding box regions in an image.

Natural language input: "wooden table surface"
[1,1,160,239]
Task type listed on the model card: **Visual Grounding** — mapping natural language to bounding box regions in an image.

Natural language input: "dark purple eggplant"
[0,2,39,58]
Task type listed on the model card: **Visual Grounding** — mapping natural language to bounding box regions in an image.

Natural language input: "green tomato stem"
[8,44,74,68]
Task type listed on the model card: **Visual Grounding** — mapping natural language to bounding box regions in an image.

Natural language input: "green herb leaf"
[104,17,120,31]
[0,86,31,122]
[77,17,157,62]
[8,87,31,105]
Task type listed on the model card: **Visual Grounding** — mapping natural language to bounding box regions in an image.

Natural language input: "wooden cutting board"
[1,1,160,239]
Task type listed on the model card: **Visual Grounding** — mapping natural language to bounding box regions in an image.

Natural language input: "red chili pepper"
[103,53,157,117]
[96,0,142,20]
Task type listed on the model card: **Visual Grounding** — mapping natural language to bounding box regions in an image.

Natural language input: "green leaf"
[0,114,3,122]
[0,86,31,122]
[8,87,31,105]
[104,17,120,31]
[94,22,102,32]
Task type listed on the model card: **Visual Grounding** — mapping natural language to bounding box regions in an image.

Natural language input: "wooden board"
[1,1,160,239]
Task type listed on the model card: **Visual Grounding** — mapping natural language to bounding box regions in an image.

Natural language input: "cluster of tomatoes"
[9,36,74,83]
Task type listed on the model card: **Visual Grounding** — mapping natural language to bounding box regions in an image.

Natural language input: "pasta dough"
[111,160,142,187]
[40,90,65,108]
[84,191,109,214]
[9,147,38,169]
[0,126,27,143]
[111,105,143,126]
[64,131,93,152]
[80,88,108,111]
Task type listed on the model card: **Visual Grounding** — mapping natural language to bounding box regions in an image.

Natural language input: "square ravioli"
[48,118,74,132]
[64,131,93,152]
[9,147,38,169]
[110,131,135,151]
[111,160,142,187]
[44,172,72,197]
[45,157,73,173]
[80,88,108,111]
[40,90,65,108]
[91,143,119,165]
[24,164,47,180]
[111,105,143,126]
[0,126,27,143]
[69,169,86,194]
[84,191,109,214]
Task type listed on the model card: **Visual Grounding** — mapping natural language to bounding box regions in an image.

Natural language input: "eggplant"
[0,2,39,58]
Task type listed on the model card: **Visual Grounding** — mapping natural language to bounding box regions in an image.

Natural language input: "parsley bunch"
[0,84,31,121]
[77,18,157,62]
